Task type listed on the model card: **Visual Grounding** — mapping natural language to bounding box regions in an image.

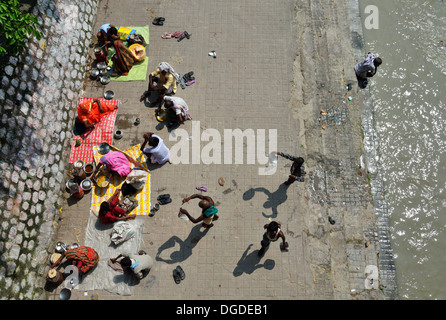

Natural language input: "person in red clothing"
[76,98,118,129]
[98,188,137,224]
[50,246,99,274]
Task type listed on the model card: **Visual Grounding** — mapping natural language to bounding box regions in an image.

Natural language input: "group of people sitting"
[50,245,153,281]
[53,24,201,285]
[141,61,193,126]
[96,23,146,77]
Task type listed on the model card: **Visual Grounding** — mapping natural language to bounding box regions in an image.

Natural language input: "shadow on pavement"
[232,244,275,277]
[155,224,210,264]
[242,183,290,218]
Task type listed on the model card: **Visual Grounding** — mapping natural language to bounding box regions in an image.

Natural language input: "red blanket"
[69,97,119,164]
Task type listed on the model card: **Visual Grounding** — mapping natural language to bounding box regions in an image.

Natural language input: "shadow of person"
[155,224,210,264]
[232,244,275,277]
[144,162,165,172]
[242,183,290,219]
[142,90,160,108]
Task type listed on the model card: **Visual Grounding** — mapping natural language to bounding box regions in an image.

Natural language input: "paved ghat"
[0,0,396,300]
[0,0,100,299]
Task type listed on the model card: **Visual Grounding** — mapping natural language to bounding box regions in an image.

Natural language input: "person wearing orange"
[50,245,99,275]
[77,98,118,128]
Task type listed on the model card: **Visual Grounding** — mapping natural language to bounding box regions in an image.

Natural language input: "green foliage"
[0,0,43,56]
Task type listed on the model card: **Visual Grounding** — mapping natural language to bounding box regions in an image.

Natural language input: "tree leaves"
[0,0,43,56]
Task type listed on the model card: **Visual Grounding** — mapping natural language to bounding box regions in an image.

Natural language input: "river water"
[358,0,446,299]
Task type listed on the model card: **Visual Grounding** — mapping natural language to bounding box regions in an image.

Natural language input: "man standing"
[180,194,219,228]
[276,151,305,185]
[354,52,382,88]
[258,221,288,257]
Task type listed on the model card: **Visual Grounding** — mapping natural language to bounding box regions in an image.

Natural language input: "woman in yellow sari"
[77,98,117,128]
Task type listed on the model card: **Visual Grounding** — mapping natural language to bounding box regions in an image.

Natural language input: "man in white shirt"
[140,132,170,165]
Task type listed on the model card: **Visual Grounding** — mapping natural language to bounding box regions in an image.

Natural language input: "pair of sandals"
[178,71,195,89]
[157,193,172,205]
[149,194,171,216]
[173,265,185,284]
[177,31,191,42]
[152,17,165,26]
[182,71,194,82]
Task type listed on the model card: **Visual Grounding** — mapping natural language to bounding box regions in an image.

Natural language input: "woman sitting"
[91,150,132,186]
[96,24,119,63]
[76,98,117,129]
[111,40,135,76]
[50,246,99,275]
[98,188,137,224]
[158,96,192,123]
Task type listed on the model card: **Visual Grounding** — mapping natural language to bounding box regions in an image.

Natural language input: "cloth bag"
[125,169,149,190]
[110,221,137,245]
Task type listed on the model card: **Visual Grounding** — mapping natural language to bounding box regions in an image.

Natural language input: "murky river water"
[358,0,446,299]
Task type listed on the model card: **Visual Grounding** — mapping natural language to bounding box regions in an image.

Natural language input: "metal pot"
[55,241,68,253]
[100,75,111,85]
[66,178,77,190]
[114,130,123,139]
[74,160,84,168]
[97,61,107,70]
[90,69,100,80]
[268,152,278,164]
[80,179,92,191]
[59,288,71,300]
[98,142,111,155]
[83,162,95,175]
[104,90,114,100]
[70,242,80,249]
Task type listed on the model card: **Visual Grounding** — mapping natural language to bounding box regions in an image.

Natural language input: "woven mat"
[90,144,151,216]
[77,215,144,295]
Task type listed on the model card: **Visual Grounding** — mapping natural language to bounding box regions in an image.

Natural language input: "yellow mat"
[90,144,151,215]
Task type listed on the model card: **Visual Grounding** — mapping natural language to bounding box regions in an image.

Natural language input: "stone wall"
[0,0,98,299]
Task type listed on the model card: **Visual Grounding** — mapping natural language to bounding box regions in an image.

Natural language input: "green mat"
[108,25,150,82]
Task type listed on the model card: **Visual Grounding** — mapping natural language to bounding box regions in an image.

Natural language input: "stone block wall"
[0,0,98,299]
